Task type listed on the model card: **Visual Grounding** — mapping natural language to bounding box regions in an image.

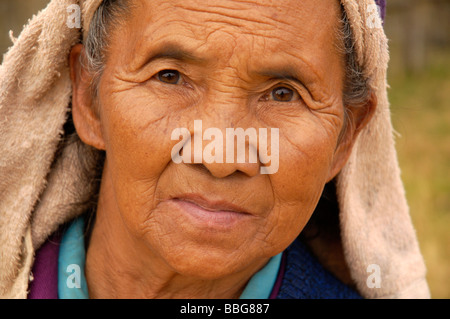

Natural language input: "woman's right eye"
[157,70,181,84]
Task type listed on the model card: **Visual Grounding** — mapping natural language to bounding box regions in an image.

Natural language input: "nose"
[180,120,262,178]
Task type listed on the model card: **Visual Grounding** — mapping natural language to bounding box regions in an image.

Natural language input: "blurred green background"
[1,0,449,298]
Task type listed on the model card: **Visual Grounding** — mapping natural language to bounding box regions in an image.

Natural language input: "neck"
[85,163,265,299]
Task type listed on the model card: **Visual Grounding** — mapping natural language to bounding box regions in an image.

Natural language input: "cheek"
[260,117,339,249]
[98,89,191,233]
[101,89,182,174]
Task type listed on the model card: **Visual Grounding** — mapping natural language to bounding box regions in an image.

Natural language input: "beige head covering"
[0,0,430,298]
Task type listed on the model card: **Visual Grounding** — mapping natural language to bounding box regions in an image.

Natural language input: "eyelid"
[147,59,188,79]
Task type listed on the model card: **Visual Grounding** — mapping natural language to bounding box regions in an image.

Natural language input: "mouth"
[173,194,249,213]
[169,194,252,229]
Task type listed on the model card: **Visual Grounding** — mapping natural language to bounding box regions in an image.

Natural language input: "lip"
[169,194,251,229]
[173,194,249,214]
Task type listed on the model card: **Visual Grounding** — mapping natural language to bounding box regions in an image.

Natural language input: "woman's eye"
[271,86,296,102]
[157,70,181,84]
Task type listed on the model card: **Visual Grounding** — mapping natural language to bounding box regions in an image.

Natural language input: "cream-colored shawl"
[0,0,430,299]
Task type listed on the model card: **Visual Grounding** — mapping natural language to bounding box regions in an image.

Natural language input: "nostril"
[202,161,260,179]
[202,162,238,179]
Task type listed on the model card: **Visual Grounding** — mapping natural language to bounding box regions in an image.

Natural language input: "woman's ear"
[327,91,377,182]
[70,44,106,151]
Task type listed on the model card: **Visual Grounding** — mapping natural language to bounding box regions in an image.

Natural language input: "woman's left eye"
[157,70,181,84]
[271,86,298,102]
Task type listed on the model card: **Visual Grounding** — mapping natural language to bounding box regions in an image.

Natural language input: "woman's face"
[74,0,356,279]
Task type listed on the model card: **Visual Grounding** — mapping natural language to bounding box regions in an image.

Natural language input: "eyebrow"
[142,43,206,67]
[256,69,307,88]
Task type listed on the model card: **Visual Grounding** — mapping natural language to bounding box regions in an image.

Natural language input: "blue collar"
[58,216,282,299]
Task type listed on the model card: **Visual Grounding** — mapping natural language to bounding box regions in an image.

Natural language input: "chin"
[157,242,259,280]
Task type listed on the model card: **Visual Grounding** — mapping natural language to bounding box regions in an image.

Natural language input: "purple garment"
[375,0,386,22]
[27,233,61,299]
[269,252,287,299]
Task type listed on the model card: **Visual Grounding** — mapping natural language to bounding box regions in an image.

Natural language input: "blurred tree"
[385,0,450,75]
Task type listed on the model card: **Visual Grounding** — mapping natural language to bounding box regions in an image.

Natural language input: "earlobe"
[326,92,377,182]
[70,44,106,151]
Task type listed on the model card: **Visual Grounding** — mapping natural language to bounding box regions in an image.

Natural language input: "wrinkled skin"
[70,0,375,298]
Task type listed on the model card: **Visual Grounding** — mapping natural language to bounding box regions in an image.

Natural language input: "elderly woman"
[0,0,430,299]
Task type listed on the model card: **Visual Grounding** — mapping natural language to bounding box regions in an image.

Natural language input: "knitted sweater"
[277,237,361,299]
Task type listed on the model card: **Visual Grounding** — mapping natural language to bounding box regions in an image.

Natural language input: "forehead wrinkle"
[172,2,282,31]
[130,0,341,52]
